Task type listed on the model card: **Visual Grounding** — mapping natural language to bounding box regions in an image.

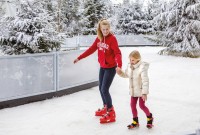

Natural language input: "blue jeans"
[99,67,116,109]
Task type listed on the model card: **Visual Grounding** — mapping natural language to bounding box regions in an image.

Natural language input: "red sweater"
[78,34,122,68]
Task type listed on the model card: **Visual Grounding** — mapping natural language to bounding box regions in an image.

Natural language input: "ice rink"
[0,47,200,135]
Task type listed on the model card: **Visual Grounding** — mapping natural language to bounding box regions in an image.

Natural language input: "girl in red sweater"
[74,19,122,123]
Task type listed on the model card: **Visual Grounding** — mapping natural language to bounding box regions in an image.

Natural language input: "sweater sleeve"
[110,36,122,68]
[77,38,98,60]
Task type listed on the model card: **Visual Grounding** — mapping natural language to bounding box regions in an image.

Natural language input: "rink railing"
[62,34,158,49]
[0,50,99,108]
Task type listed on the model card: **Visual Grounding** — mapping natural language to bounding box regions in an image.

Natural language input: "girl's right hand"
[116,67,122,75]
[74,58,79,64]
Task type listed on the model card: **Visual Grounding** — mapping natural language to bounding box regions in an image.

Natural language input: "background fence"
[0,50,99,108]
[62,34,158,49]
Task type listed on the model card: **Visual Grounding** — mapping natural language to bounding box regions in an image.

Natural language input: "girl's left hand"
[142,94,147,101]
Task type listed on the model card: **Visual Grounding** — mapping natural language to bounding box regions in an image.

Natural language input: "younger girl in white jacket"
[116,50,153,129]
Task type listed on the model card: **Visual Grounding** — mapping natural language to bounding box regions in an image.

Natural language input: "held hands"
[116,67,122,75]
[73,58,79,64]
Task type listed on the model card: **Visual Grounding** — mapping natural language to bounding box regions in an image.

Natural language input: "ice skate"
[127,117,139,129]
[95,105,107,116]
[146,113,153,129]
[100,106,116,123]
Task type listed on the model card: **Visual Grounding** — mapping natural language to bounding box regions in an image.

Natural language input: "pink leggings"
[131,96,151,118]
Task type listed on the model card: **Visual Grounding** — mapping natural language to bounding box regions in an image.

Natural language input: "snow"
[0,47,200,135]
[0,49,4,56]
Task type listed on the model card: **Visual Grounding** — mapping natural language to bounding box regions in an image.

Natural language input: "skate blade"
[100,119,116,124]
[147,124,153,129]
[127,125,139,129]
[95,114,104,116]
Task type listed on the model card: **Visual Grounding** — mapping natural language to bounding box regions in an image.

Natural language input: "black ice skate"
[146,113,153,129]
[127,117,139,129]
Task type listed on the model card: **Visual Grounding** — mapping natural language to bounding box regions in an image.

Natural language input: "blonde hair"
[129,50,141,60]
[97,19,110,41]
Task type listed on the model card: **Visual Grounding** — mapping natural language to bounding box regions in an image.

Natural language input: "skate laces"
[102,112,110,118]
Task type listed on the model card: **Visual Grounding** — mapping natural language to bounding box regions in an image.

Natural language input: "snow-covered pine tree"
[109,2,121,33]
[82,0,112,35]
[58,0,81,36]
[154,0,200,58]
[81,0,96,35]
[96,0,112,20]
[116,0,153,35]
[132,0,154,34]
[146,0,162,21]
[0,0,62,55]
[116,4,134,34]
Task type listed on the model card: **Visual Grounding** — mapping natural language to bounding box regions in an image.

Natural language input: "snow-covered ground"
[0,47,200,135]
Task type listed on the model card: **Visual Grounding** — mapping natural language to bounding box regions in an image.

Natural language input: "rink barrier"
[0,50,99,109]
[62,34,159,49]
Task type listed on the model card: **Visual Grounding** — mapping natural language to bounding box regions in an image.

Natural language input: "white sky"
[0,46,200,135]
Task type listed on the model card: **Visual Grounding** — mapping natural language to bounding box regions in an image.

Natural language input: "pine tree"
[58,0,80,36]
[82,0,96,35]
[154,0,200,58]
[82,0,112,35]
[0,1,61,55]
[147,0,162,20]
[109,2,120,33]
[116,0,153,35]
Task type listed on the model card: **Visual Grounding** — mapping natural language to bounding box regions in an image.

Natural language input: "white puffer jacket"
[119,61,149,97]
